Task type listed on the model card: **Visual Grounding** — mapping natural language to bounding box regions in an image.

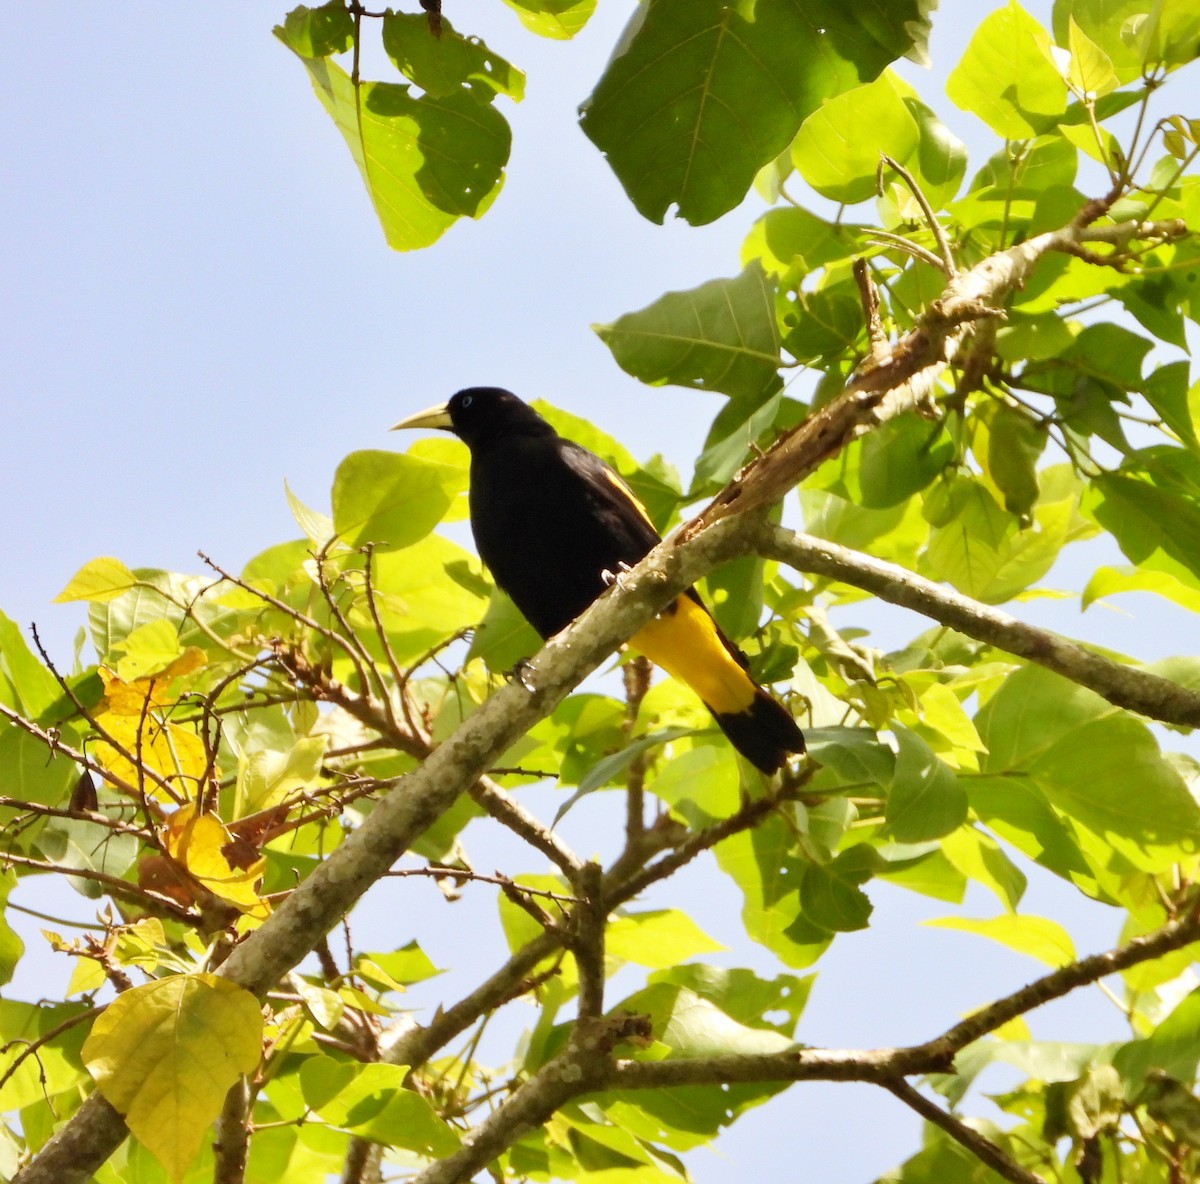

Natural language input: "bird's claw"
[601,561,634,590]
[508,658,537,693]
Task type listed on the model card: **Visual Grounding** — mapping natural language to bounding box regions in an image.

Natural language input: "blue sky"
[3,3,1196,1181]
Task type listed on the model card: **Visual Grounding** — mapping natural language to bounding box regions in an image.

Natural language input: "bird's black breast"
[468,434,661,638]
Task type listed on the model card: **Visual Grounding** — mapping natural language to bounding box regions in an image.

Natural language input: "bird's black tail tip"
[714,689,806,776]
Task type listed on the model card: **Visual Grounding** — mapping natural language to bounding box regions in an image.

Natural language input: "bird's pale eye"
[461,395,474,409]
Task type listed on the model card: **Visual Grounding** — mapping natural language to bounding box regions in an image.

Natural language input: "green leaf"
[904,95,968,209]
[1052,0,1200,81]
[926,914,1076,967]
[571,726,693,800]
[800,855,874,933]
[595,263,781,403]
[607,909,726,969]
[0,1000,91,1109]
[1086,448,1200,590]
[331,450,466,551]
[1067,1062,1124,1139]
[939,826,1027,911]
[973,400,1047,522]
[649,964,813,1036]
[625,983,794,1058]
[782,281,864,366]
[791,70,920,205]
[501,0,595,39]
[237,735,328,814]
[741,207,863,281]
[1083,564,1200,614]
[1115,988,1200,1084]
[368,534,490,663]
[0,870,23,987]
[467,587,541,671]
[1143,362,1200,450]
[274,2,354,58]
[649,745,742,828]
[299,1059,460,1154]
[977,665,1200,872]
[886,725,968,842]
[357,941,442,989]
[82,974,263,1183]
[0,728,79,825]
[580,0,927,225]
[857,414,955,509]
[111,619,185,683]
[280,50,509,251]
[705,553,765,640]
[1066,16,1119,96]
[284,481,334,548]
[921,469,1088,603]
[714,814,831,969]
[54,557,138,604]
[381,14,524,101]
[693,390,784,489]
[0,609,63,719]
[946,1,1068,138]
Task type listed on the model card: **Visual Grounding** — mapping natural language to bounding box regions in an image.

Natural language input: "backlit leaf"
[946,1,1067,138]
[332,450,466,550]
[607,909,726,969]
[299,1059,461,1154]
[927,914,1076,967]
[83,974,262,1182]
[54,557,138,604]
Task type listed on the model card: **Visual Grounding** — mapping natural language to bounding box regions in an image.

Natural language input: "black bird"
[392,387,805,773]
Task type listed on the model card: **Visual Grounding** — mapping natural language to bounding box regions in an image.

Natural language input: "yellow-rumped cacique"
[391,387,805,773]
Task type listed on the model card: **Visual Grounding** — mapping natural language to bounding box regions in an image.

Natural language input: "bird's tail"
[711,687,806,775]
[631,594,805,775]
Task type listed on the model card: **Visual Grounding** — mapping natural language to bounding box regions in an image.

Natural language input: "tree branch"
[881,1078,1047,1184]
[756,524,1200,728]
[680,215,1187,540]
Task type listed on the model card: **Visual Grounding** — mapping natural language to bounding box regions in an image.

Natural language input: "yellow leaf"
[92,669,210,800]
[93,711,208,802]
[82,973,262,1183]
[54,556,137,603]
[163,805,269,918]
[98,667,171,715]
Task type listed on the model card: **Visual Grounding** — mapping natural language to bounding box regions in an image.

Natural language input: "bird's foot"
[600,561,634,590]
[508,658,537,693]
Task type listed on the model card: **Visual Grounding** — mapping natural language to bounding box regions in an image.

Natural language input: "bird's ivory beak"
[390,403,453,432]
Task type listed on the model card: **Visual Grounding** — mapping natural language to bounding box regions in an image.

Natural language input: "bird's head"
[391,387,553,448]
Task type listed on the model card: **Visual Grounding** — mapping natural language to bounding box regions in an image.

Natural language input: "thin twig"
[882,1078,1047,1184]
[879,153,957,275]
[0,851,199,924]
